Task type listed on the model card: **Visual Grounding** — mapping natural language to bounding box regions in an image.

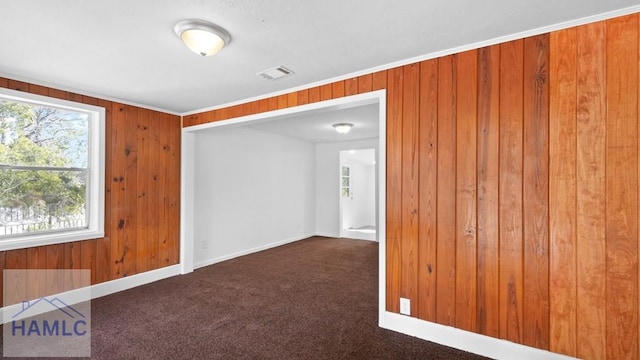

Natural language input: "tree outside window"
[0,98,89,237]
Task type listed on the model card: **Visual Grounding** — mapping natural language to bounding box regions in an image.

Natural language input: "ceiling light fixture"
[332,123,354,134]
[174,20,231,56]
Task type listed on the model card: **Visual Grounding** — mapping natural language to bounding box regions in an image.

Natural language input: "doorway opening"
[339,148,376,241]
[181,89,387,321]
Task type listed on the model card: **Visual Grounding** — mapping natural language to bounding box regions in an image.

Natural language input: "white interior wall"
[315,139,378,237]
[193,126,316,267]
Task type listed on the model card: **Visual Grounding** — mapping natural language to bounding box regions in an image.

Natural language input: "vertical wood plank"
[159,113,172,266]
[498,39,524,343]
[332,81,345,98]
[122,106,138,276]
[5,249,27,267]
[95,99,112,283]
[147,110,161,270]
[296,90,309,106]
[257,98,270,113]
[276,95,288,109]
[80,240,97,285]
[386,67,404,313]
[436,55,457,326]
[320,84,332,101]
[417,59,438,322]
[170,114,181,264]
[455,49,478,332]
[308,87,321,103]
[523,34,550,350]
[575,21,607,360]
[357,74,373,93]
[287,92,298,108]
[63,242,82,290]
[400,64,420,315]
[477,44,501,338]
[251,100,262,116]
[110,104,128,278]
[45,244,64,295]
[26,246,47,298]
[549,27,578,356]
[605,14,638,360]
[345,78,358,96]
[266,97,279,111]
[136,109,150,273]
[5,249,27,306]
[372,71,388,90]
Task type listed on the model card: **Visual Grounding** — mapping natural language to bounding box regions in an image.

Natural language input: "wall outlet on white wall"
[400,297,411,316]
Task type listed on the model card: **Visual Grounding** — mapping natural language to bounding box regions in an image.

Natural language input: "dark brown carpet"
[2,237,490,359]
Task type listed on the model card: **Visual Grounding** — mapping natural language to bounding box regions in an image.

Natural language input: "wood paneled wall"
[184,13,640,359]
[0,78,181,303]
[549,15,639,359]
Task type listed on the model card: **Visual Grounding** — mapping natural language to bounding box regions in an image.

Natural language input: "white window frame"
[0,87,105,251]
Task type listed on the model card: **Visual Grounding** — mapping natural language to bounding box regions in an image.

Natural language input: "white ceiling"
[1,1,638,114]
[247,103,379,143]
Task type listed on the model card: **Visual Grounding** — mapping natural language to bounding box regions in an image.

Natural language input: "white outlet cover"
[400,297,411,316]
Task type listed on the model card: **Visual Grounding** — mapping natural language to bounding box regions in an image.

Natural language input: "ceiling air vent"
[257,66,294,80]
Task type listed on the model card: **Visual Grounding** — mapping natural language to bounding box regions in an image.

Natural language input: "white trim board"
[1,264,181,323]
[380,312,577,360]
[193,233,314,269]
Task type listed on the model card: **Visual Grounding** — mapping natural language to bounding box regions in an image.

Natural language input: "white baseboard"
[193,233,313,269]
[316,231,378,242]
[380,311,577,360]
[1,265,181,323]
[314,231,340,238]
[90,264,181,299]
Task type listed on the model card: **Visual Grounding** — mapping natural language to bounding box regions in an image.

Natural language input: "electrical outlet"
[400,297,411,316]
[201,240,208,249]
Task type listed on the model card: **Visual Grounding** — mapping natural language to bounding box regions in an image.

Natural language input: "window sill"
[0,229,104,251]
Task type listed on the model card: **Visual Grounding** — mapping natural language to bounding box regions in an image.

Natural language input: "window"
[0,88,104,251]
[341,166,350,197]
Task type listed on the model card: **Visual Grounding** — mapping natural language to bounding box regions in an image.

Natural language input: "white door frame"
[180,89,387,320]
